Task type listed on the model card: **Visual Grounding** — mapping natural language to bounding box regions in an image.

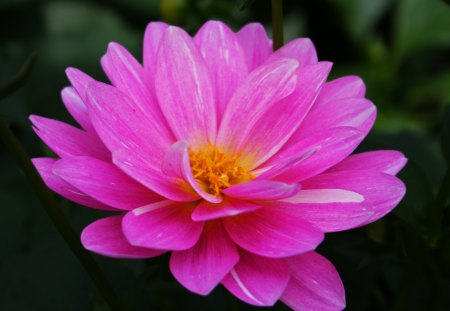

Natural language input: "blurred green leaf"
[442,107,450,164]
[239,0,255,11]
[0,52,36,100]
[394,0,450,61]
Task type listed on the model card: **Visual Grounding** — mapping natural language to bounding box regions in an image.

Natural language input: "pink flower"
[30,21,406,310]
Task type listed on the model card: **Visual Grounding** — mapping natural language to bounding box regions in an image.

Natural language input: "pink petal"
[239,62,331,167]
[236,23,272,70]
[30,115,110,161]
[170,221,239,295]
[282,252,345,311]
[313,75,366,110]
[53,156,162,210]
[32,157,114,211]
[86,81,171,168]
[194,21,248,121]
[112,148,199,202]
[327,150,407,175]
[268,38,318,67]
[155,26,216,147]
[101,42,173,144]
[291,98,376,144]
[264,127,365,183]
[61,86,95,133]
[191,198,261,221]
[65,67,95,104]
[278,170,406,231]
[81,215,165,259]
[122,200,204,250]
[223,206,324,258]
[162,141,222,203]
[222,250,290,306]
[217,58,298,154]
[143,21,169,92]
[222,180,300,201]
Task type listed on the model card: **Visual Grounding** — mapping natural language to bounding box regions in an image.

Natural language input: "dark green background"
[1,0,450,310]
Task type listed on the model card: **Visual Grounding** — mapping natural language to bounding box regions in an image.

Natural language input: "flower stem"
[0,118,125,311]
[271,0,284,50]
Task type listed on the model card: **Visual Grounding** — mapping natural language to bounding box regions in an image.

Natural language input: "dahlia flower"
[31,21,406,310]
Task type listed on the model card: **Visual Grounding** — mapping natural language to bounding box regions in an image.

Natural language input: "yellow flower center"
[189,144,254,196]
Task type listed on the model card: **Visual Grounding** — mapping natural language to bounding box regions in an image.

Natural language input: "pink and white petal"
[217,58,298,153]
[61,87,95,133]
[222,250,290,306]
[122,200,204,250]
[53,156,162,210]
[112,148,199,202]
[101,42,173,146]
[65,67,96,104]
[282,252,345,311]
[32,158,114,211]
[278,170,406,231]
[236,23,272,70]
[290,98,376,144]
[170,221,239,295]
[30,115,110,161]
[162,141,222,203]
[327,150,407,175]
[156,26,216,147]
[194,21,248,120]
[268,38,318,67]
[240,62,331,167]
[222,180,300,201]
[86,81,170,168]
[313,75,366,110]
[264,127,365,183]
[143,21,169,91]
[191,198,261,222]
[81,216,165,259]
[223,206,324,258]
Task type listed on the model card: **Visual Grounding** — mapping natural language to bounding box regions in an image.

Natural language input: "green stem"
[0,118,124,311]
[428,167,450,239]
[271,0,284,50]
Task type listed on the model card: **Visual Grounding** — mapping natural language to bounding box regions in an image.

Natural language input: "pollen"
[189,144,254,196]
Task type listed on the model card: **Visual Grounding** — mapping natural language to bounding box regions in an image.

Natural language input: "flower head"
[31,21,407,310]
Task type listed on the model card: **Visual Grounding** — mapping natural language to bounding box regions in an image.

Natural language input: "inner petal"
[189,144,254,197]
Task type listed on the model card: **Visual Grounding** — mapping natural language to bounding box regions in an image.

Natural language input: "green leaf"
[239,0,255,11]
[441,107,450,164]
[0,52,36,100]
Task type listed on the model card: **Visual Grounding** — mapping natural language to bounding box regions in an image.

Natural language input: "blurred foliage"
[1,0,450,310]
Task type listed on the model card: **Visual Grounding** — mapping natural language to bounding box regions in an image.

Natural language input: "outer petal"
[81,216,165,259]
[32,158,113,211]
[86,81,170,168]
[282,252,345,311]
[30,115,110,161]
[156,26,216,147]
[143,21,169,93]
[65,67,95,104]
[53,156,162,210]
[223,206,324,258]
[101,42,173,145]
[313,75,366,110]
[162,141,222,203]
[61,86,95,133]
[217,58,298,153]
[236,23,272,70]
[290,98,376,145]
[222,180,300,201]
[267,38,318,67]
[222,250,290,306]
[112,148,199,202]
[170,221,239,295]
[263,127,365,183]
[277,170,406,231]
[191,198,261,222]
[122,200,204,250]
[327,150,407,175]
[239,62,331,167]
[194,21,248,121]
